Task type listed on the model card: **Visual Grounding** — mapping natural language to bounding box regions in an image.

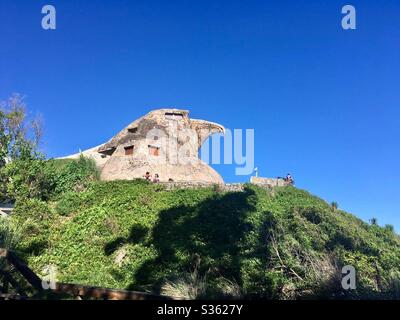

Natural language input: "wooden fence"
[0,248,174,300]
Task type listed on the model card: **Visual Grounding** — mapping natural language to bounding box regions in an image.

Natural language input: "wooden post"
[5,250,43,292]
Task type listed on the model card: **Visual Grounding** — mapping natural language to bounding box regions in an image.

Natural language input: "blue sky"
[1,0,399,231]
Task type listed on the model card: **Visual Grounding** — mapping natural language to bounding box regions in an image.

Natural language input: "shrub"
[214,277,243,299]
[54,155,100,195]
[388,272,400,299]
[384,224,395,233]
[11,199,53,255]
[0,159,57,201]
[55,192,82,216]
[161,269,207,299]
[9,181,400,299]
[0,219,22,250]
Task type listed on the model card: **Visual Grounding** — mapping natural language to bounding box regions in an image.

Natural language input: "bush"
[385,224,395,233]
[55,192,82,216]
[9,182,400,299]
[11,199,54,255]
[0,159,57,201]
[0,219,22,250]
[54,155,99,195]
[161,270,207,299]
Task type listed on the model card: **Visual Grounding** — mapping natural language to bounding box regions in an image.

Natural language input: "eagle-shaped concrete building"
[62,109,225,184]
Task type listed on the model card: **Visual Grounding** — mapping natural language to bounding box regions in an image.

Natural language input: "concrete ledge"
[154,180,281,192]
[250,176,288,187]
[157,181,242,192]
[0,202,14,217]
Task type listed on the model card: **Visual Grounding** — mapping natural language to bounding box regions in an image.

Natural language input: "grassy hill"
[6,178,400,299]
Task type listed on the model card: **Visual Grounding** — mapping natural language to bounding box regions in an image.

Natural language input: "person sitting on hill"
[285,173,294,185]
[144,172,152,181]
[153,173,160,183]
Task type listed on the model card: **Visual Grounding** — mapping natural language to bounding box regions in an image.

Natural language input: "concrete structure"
[61,109,225,184]
[250,176,288,187]
[0,203,14,217]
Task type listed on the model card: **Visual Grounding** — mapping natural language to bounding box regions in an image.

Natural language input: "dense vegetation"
[4,175,400,299]
[1,94,399,299]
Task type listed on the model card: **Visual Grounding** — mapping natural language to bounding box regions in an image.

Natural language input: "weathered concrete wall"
[61,109,225,184]
[58,144,110,169]
[158,182,246,192]
[0,203,14,217]
[99,109,224,184]
[153,180,286,193]
[250,176,287,187]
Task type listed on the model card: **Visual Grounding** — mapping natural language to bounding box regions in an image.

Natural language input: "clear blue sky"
[1,1,399,231]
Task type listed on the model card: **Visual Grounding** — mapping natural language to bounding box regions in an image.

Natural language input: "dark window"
[165,112,183,120]
[124,145,134,155]
[99,147,116,156]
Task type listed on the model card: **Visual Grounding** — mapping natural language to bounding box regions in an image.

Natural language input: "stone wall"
[157,181,245,192]
[156,181,279,193]
[250,176,287,187]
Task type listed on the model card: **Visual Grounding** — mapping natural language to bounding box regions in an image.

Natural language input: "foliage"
[385,224,394,233]
[0,94,45,202]
[1,159,57,201]
[161,269,207,299]
[8,181,400,299]
[10,198,55,257]
[0,94,99,203]
[0,218,22,250]
[53,155,100,195]
[0,94,42,166]
[0,155,99,203]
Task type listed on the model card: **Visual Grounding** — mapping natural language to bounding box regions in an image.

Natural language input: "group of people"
[143,172,160,183]
[283,173,294,185]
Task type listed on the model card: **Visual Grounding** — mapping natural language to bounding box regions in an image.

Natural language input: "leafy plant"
[1,159,57,201]
[54,155,100,195]
[8,181,400,299]
[384,224,395,233]
[0,219,22,250]
[0,94,42,166]
[0,94,45,202]
[161,269,207,299]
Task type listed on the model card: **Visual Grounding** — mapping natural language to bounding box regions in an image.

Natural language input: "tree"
[370,217,378,226]
[330,201,338,211]
[0,94,42,166]
[0,94,47,202]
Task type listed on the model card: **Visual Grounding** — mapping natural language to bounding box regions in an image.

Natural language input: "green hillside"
[6,178,400,299]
